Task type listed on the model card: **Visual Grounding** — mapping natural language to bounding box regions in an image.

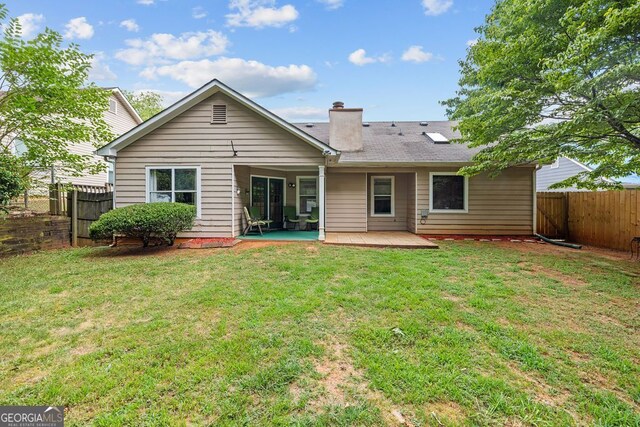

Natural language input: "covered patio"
[233,165,327,240]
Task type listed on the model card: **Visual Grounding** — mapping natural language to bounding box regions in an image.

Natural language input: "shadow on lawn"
[81,245,181,258]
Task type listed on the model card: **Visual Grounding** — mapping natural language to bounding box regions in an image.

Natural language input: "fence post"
[71,189,78,247]
[49,185,56,215]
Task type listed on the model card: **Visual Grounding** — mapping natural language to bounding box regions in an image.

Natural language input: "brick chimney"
[329,101,363,152]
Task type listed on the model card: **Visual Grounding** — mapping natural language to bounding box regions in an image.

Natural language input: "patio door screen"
[251,176,284,228]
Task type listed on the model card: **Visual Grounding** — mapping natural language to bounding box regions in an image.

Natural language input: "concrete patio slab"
[324,231,438,249]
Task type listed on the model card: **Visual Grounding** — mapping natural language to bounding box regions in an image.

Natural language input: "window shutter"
[211,104,227,124]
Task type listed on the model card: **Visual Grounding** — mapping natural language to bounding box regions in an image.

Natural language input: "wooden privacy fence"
[537,190,640,251]
[49,183,113,246]
[536,192,568,239]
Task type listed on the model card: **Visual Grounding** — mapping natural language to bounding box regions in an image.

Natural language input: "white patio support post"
[318,165,326,241]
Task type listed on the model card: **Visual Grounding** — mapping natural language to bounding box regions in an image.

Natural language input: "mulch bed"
[178,237,240,249]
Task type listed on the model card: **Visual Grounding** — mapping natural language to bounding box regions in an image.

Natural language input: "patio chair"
[249,206,274,229]
[304,206,319,231]
[284,206,302,230]
[243,206,266,236]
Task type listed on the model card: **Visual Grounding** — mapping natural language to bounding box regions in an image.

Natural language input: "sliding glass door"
[251,176,284,228]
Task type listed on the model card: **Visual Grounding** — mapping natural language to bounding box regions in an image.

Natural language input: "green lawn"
[0,242,638,426]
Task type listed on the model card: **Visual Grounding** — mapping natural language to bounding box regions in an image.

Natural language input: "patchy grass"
[0,242,638,426]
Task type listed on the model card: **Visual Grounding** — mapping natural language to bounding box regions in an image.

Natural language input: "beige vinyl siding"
[325,172,367,232]
[416,167,534,235]
[115,92,324,237]
[367,173,409,231]
[407,173,416,233]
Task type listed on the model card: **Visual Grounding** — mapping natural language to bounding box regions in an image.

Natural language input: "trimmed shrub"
[89,203,196,247]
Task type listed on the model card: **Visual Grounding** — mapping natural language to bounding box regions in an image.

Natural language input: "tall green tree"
[443,0,640,189]
[0,4,113,187]
[123,90,164,121]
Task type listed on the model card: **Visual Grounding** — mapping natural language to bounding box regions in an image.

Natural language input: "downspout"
[533,165,540,236]
[103,155,117,210]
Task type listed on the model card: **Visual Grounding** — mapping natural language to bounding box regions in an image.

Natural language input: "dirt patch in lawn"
[425,401,466,426]
[313,340,359,407]
[305,338,418,425]
[494,241,637,264]
[232,241,299,251]
[517,262,588,288]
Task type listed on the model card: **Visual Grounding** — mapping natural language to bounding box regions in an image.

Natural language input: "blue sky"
[7,0,494,122]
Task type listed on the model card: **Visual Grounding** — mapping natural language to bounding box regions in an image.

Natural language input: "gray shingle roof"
[293,121,482,164]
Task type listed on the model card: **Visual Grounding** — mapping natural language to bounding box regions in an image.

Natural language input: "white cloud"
[120,19,140,32]
[317,0,344,10]
[226,0,299,28]
[64,17,94,39]
[271,106,326,121]
[142,57,317,97]
[88,52,117,81]
[137,0,155,4]
[192,7,208,19]
[16,13,44,38]
[348,48,390,66]
[466,38,478,47]
[421,0,453,16]
[115,30,229,66]
[401,45,434,63]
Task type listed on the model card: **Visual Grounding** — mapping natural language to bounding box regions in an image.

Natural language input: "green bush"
[0,154,27,211]
[89,203,196,247]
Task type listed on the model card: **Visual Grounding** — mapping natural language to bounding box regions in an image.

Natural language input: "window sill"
[370,213,395,217]
[429,209,468,214]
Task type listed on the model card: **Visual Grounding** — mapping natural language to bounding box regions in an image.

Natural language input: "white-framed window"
[296,176,318,215]
[108,98,118,114]
[107,163,114,184]
[429,172,469,213]
[145,166,201,217]
[371,176,394,216]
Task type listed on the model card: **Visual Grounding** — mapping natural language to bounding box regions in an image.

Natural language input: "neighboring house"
[537,156,639,191]
[12,88,142,188]
[97,79,537,240]
[60,88,142,186]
